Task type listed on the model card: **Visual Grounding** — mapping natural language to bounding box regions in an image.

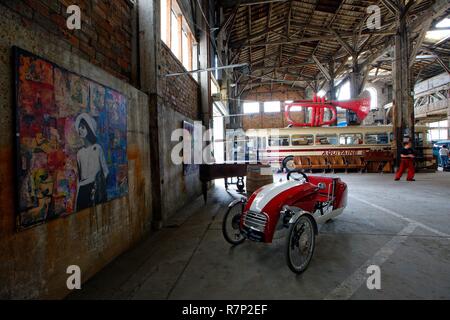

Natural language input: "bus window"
[257,137,266,149]
[268,135,290,147]
[316,134,338,145]
[365,133,389,145]
[291,134,313,146]
[339,133,363,145]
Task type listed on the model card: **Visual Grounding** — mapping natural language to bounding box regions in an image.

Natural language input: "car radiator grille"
[243,211,268,233]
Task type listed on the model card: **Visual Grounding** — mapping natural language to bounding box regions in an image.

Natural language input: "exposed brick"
[50,13,66,29]
[6,0,135,83]
[79,40,95,59]
[26,0,50,17]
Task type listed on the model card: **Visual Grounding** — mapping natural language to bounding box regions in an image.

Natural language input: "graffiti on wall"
[14,47,128,230]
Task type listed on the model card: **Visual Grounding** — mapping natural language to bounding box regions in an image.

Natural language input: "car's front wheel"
[222,201,246,245]
[285,215,316,273]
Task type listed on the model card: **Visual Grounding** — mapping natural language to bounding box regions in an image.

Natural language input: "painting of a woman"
[74,113,109,211]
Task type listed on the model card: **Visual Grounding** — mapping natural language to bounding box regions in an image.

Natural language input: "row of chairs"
[293,155,366,173]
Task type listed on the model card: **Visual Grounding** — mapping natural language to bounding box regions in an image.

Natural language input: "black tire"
[222,202,246,245]
[282,156,296,172]
[285,215,316,274]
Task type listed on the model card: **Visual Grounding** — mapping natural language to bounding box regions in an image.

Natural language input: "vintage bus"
[227,125,434,171]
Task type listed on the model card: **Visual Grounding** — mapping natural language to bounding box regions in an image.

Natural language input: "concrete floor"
[68,172,450,300]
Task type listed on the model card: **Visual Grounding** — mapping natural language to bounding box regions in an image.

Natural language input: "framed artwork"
[14,47,128,230]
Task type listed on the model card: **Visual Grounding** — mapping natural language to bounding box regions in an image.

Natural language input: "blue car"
[433,140,450,166]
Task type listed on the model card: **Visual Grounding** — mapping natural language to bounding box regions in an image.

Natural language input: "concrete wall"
[156,44,202,219]
[0,4,152,299]
[157,102,202,219]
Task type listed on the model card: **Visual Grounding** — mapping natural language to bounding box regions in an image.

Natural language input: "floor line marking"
[350,195,450,238]
[324,222,418,300]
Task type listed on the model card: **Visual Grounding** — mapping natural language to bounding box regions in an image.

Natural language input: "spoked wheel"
[222,201,246,245]
[285,215,316,274]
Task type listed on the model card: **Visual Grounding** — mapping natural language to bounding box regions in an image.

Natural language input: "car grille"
[243,211,268,233]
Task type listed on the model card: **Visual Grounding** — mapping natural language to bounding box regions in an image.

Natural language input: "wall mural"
[14,47,128,230]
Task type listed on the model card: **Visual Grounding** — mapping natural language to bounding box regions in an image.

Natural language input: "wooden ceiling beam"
[235,31,396,48]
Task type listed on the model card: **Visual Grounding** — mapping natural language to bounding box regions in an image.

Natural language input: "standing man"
[439,144,449,168]
[395,141,415,181]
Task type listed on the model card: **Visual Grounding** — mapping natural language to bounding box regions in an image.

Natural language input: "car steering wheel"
[287,170,309,182]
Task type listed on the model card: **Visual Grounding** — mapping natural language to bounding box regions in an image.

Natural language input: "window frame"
[365,132,389,145]
[263,101,281,113]
[160,0,196,71]
[339,133,363,145]
[243,102,260,114]
[268,135,290,147]
[291,134,314,146]
[315,134,339,145]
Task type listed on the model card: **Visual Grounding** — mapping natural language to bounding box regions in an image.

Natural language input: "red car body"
[240,175,348,243]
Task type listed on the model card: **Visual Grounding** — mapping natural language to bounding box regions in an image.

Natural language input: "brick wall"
[242,84,306,102]
[2,0,134,82]
[240,85,306,129]
[158,43,200,120]
[242,108,306,130]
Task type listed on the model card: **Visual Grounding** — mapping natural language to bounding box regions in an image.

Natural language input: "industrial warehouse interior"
[1,0,450,305]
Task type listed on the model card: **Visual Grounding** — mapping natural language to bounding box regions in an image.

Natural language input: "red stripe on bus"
[266,147,373,153]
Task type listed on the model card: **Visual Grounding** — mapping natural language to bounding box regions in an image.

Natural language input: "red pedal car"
[222,170,348,273]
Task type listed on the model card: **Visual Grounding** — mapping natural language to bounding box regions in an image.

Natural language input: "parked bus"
[227,125,434,171]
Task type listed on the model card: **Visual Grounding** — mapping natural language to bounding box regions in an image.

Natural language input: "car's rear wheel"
[222,201,246,245]
[285,215,315,273]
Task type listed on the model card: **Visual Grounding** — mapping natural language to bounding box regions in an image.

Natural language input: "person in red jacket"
[395,141,415,181]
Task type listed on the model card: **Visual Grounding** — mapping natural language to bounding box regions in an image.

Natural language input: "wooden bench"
[308,156,329,172]
[345,155,366,172]
[293,156,311,171]
[364,151,394,173]
[328,155,348,173]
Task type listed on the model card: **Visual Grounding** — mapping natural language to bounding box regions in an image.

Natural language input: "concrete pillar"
[138,0,163,229]
[328,60,336,101]
[350,57,360,99]
[198,0,211,129]
[348,56,363,124]
[392,7,414,165]
[447,106,450,139]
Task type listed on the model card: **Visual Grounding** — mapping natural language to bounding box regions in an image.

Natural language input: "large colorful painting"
[14,47,128,230]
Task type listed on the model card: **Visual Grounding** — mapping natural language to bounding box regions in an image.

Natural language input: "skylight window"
[426,18,450,42]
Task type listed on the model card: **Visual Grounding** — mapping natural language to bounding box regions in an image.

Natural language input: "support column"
[447,106,450,139]
[350,57,360,99]
[348,55,361,124]
[138,0,163,229]
[392,8,414,166]
[328,60,335,101]
[198,0,211,129]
